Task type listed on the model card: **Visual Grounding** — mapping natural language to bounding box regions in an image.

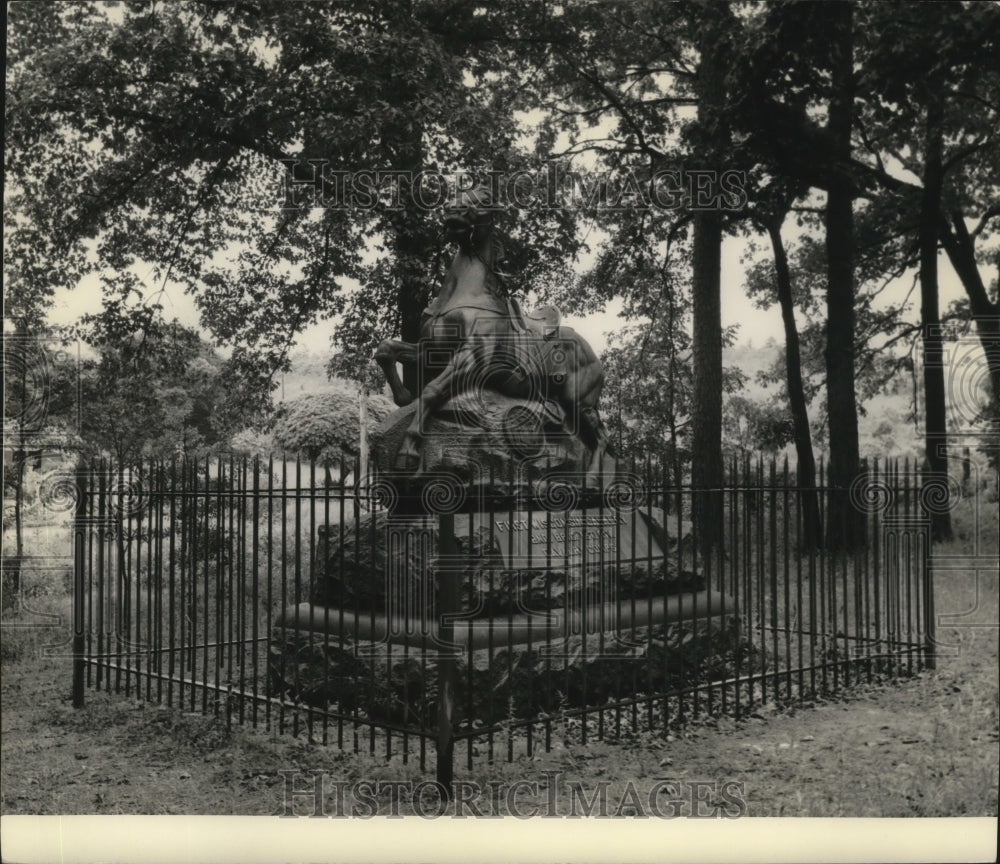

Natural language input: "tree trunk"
[940,213,1000,450]
[919,91,952,541]
[691,208,723,545]
[391,119,431,396]
[766,217,822,549]
[823,0,862,551]
[690,7,729,560]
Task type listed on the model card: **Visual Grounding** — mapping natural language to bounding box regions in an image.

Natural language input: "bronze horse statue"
[375,187,610,480]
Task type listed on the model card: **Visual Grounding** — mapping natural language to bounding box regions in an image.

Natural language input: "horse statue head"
[443,184,505,251]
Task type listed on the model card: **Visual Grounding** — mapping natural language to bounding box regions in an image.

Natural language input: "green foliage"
[4,0,580,392]
[6,0,998,469]
[228,428,276,460]
[74,317,241,463]
[602,318,745,466]
[271,383,393,461]
[722,394,794,460]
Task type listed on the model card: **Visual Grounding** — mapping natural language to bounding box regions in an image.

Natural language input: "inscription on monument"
[473,509,666,569]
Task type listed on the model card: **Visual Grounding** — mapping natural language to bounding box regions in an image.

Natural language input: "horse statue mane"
[443,184,511,297]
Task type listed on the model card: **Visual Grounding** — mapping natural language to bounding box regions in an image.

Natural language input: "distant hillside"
[273,348,338,400]
[723,341,923,462]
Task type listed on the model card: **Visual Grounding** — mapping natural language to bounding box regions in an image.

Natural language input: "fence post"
[921,462,937,671]
[436,511,458,799]
[72,464,87,709]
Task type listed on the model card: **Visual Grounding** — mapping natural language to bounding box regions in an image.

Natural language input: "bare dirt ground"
[3,566,996,818]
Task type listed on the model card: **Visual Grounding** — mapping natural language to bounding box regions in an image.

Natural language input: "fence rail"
[71,454,934,791]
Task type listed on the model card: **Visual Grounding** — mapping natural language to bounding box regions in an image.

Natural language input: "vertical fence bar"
[323,455,334,749]
[795,458,804,704]
[142,460,151,702]
[665,455,675,730]
[279,456,287,736]
[96,460,106,692]
[436,511,458,799]
[119,463,129,697]
[306,457,315,743]
[190,457,200,712]
[247,456,260,729]
[831,468,841,694]
[782,456,792,702]
[168,458,176,708]
[465,482,475,770]
[768,458,779,701]
[689,469,699,722]
[180,458,189,710]
[596,471,606,741]
[264,455,272,730]
[755,456,764,707]
[258,455,271,729]
[225,456,235,723]
[86,461,94,688]
[851,508,861,685]
[841,496,850,689]
[730,456,740,719]
[202,455,211,714]
[507,462,518,760]
[239,457,248,726]
[293,454,301,737]
[114,463,124,695]
[488,463,497,764]
[818,457,828,694]
[153,461,164,703]
[912,461,923,672]
[347,454,357,752]
[742,455,753,712]
[862,459,872,684]
[645,456,656,728]
[905,459,915,676]
[890,458,899,677]
[144,462,153,702]
[214,458,224,715]
[922,466,937,671]
[366,483,376,758]
[72,466,87,708]
[552,458,565,753]
[872,458,882,676]
[181,460,190,711]
[898,458,907,678]
[127,459,139,700]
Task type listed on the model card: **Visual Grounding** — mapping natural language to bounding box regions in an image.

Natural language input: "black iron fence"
[71,454,934,788]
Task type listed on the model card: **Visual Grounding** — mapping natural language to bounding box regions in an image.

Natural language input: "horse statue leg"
[548,329,612,485]
[375,339,418,407]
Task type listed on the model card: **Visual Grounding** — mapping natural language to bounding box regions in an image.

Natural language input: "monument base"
[269,605,750,729]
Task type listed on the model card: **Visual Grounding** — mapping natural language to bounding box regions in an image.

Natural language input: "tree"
[507,1,747,540]
[854,1,999,537]
[75,305,239,464]
[821,1,863,549]
[688,1,735,554]
[5,1,575,398]
[271,383,393,483]
[762,213,822,548]
[723,394,795,461]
